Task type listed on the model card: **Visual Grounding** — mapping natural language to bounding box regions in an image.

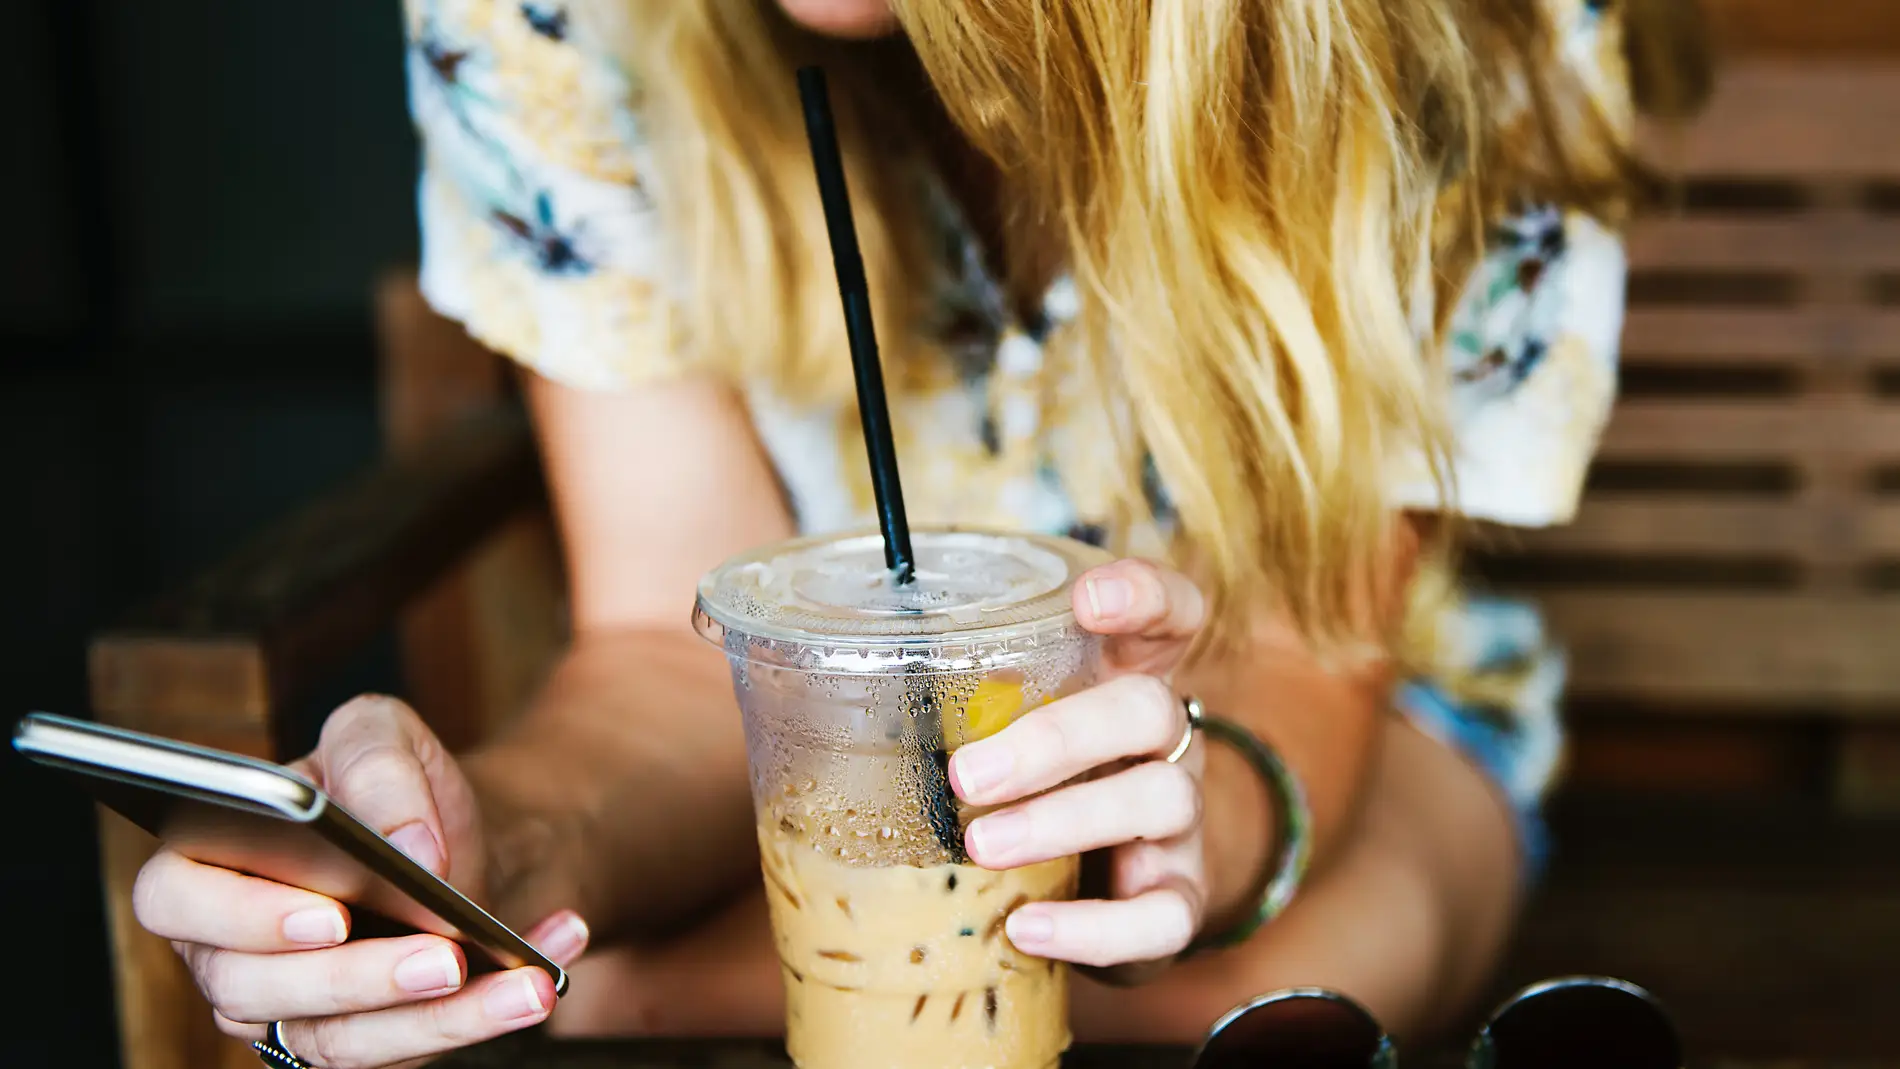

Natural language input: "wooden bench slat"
[1705,0,1900,57]
[1596,401,1900,462]
[1538,592,1900,709]
[1513,499,1900,558]
[1621,309,1900,363]
[1636,61,1900,177]
[1562,594,1900,706]
[1515,498,1818,556]
[1858,503,1900,552]
[1628,217,1900,273]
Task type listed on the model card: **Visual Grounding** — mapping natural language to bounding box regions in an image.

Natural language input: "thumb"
[1074,559,1208,677]
[310,696,450,877]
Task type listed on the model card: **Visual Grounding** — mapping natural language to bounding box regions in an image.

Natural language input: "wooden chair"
[89,276,561,1069]
[83,55,1900,1069]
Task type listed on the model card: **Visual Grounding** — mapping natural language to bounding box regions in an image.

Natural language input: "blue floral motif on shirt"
[491,191,591,275]
[1446,206,1573,402]
[520,3,567,40]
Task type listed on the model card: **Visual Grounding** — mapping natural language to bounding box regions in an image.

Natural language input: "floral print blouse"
[403,0,1633,871]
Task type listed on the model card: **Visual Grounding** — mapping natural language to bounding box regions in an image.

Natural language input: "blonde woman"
[130,1,1708,1066]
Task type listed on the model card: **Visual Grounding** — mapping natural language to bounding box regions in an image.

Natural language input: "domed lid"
[693,527,1108,656]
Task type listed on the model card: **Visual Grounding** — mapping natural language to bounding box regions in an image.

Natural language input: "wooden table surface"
[440,1035,1886,1068]
[443,1037,1184,1069]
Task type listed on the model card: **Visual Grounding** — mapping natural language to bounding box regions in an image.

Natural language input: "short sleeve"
[1390,208,1626,527]
[1389,0,1632,528]
[403,0,685,390]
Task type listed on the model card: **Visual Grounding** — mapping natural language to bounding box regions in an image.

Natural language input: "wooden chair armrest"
[88,405,544,751]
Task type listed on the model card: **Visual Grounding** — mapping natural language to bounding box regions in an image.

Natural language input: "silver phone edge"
[13,712,570,996]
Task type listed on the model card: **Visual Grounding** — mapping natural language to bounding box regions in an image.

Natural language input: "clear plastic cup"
[694,527,1110,1069]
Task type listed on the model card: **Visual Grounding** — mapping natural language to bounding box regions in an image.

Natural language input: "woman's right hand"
[131,696,591,1069]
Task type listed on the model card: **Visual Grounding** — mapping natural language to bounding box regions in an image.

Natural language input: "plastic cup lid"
[693,527,1110,653]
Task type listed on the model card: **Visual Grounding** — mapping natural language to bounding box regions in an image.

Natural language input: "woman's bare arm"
[1074,713,1522,1044]
[462,370,795,940]
[1186,517,1421,928]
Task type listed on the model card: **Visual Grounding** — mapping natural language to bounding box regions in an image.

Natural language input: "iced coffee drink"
[695,529,1107,1069]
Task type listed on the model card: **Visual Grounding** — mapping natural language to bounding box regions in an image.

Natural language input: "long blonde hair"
[607,0,1703,653]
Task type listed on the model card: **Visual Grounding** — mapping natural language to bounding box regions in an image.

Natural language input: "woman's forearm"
[1354,710,1525,1030]
[462,626,760,941]
[1077,714,1523,1044]
[1189,516,1422,928]
[1189,631,1391,931]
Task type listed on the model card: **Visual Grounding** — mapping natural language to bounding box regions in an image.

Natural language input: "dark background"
[2,2,420,1063]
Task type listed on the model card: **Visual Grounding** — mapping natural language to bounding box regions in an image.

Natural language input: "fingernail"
[968,810,1029,863]
[1085,577,1131,619]
[951,744,1013,800]
[538,913,590,965]
[282,908,346,946]
[387,822,444,875]
[483,973,547,1022]
[393,945,463,994]
[1006,907,1055,950]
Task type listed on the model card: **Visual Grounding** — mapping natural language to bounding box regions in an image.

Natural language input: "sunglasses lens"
[1477,979,1680,1069]
[1193,990,1388,1069]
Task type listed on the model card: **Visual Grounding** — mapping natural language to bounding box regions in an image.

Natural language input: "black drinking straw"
[799,66,962,859]
[797,65,917,584]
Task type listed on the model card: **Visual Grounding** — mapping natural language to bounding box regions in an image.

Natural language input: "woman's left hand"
[949,558,1209,972]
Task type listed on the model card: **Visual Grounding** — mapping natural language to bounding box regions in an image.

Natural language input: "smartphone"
[12,711,568,995]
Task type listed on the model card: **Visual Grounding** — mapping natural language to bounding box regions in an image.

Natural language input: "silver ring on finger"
[254,1021,318,1069]
[1163,695,1205,765]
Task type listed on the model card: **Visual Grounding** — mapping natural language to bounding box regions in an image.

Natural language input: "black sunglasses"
[1186,976,1677,1069]
[1468,976,1680,1069]
[1189,988,1395,1069]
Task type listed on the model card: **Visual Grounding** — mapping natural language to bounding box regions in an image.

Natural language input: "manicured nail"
[387,822,444,875]
[483,973,547,1022]
[538,913,590,964]
[1085,577,1131,619]
[951,744,1013,800]
[282,908,346,946]
[1006,907,1055,950]
[968,810,1029,863]
[393,945,463,994]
